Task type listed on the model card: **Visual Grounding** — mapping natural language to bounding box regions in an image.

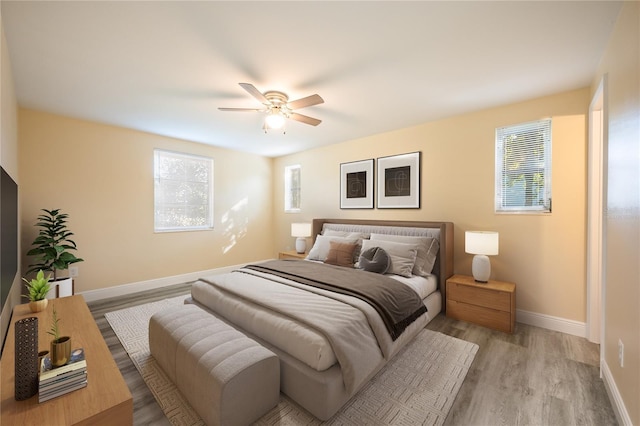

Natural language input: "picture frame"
[377,151,421,209]
[340,159,374,209]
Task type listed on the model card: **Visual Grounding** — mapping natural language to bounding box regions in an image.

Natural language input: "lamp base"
[472,254,491,283]
[295,237,306,254]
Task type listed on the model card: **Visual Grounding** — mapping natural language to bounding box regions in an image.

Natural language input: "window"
[495,119,552,213]
[154,149,214,232]
[284,165,301,212]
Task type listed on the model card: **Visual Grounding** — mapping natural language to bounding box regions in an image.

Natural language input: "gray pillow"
[370,234,439,275]
[359,247,390,274]
[360,239,418,277]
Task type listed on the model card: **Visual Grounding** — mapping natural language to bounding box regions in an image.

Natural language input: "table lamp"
[291,223,312,254]
[465,231,499,282]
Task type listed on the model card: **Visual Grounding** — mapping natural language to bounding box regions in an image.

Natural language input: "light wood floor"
[88,284,618,426]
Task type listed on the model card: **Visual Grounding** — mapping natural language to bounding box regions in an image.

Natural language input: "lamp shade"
[265,109,286,129]
[465,231,499,255]
[291,223,312,238]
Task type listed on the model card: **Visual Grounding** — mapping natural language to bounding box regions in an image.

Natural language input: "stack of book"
[39,348,87,403]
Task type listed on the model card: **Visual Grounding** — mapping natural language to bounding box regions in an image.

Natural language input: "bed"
[187,218,454,420]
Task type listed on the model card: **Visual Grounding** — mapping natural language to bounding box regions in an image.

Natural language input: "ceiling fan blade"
[289,112,322,126]
[287,94,324,110]
[218,107,263,112]
[239,83,269,104]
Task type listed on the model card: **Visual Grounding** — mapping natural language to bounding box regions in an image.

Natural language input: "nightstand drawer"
[446,299,513,333]
[447,281,511,312]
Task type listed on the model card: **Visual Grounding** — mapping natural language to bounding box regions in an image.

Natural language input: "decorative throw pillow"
[422,237,440,274]
[324,241,358,267]
[370,234,439,275]
[360,239,418,278]
[359,247,391,274]
[323,230,367,262]
[307,235,359,261]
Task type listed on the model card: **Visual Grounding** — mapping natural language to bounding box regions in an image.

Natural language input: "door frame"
[586,75,608,347]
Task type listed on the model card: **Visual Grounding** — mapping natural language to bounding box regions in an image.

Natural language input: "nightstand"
[278,250,307,260]
[446,274,516,333]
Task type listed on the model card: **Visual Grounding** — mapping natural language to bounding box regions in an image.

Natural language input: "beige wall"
[592,2,640,423]
[18,109,274,292]
[0,18,21,349]
[5,6,637,419]
[274,88,589,322]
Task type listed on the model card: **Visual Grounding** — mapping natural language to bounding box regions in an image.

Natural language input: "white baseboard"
[84,271,591,336]
[601,359,633,426]
[80,260,272,303]
[516,309,586,337]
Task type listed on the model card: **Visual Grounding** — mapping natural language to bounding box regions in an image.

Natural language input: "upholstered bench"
[149,304,280,426]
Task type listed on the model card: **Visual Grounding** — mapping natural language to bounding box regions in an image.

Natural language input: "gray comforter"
[193,262,429,393]
[243,260,427,340]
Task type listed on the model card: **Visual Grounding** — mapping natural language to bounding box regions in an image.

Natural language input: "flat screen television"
[1,166,18,312]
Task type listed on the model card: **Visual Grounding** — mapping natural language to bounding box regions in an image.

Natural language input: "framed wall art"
[377,151,421,209]
[340,159,374,209]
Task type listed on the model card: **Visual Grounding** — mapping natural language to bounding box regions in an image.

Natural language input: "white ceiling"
[1,1,622,157]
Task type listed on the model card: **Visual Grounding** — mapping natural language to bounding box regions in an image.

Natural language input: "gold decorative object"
[47,306,71,367]
[28,299,48,313]
[50,336,71,367]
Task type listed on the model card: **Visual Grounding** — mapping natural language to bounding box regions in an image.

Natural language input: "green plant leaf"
[46,306,61,340]
[21,269,51,301]
[26,208,84,277]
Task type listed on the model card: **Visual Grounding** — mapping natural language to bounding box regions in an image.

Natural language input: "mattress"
[191,268,437,373]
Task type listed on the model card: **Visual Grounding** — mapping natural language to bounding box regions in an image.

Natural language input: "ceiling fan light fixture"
[265,108,286,130]
[220,83,324,131]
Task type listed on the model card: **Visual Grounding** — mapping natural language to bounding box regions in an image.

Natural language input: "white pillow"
[323,230,368,240]
[360,239,418,278]
[307,235,359,261]
[370,233,439,276]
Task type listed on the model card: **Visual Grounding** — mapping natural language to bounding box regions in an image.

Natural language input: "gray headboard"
[311,219,454,307]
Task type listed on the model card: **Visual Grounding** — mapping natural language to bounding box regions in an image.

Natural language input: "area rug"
[105,296,478,426]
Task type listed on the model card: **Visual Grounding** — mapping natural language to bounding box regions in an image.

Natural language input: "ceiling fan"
[219,83,324,130]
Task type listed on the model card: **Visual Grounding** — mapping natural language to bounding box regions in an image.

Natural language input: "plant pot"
[28,299,48,313]
[50,336,71,367]
[46,277,74,299]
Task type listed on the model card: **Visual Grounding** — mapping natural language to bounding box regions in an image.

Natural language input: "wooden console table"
[1,295,133,425]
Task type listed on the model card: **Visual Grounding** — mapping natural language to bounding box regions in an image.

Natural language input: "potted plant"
[47,307,71,367]
[26,209,84,297]
[22,269,52,312]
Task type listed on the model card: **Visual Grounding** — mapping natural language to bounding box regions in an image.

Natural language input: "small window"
[154,149,214,232]
[284,165,301,212]
[495,119,552,213]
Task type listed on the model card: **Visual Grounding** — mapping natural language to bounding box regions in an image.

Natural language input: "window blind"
[284,165,301,212]
[154,149,214,231]
[495,119,552,213]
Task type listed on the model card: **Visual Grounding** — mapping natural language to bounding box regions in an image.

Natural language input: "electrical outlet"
[69,266,79,278]
[618,339,624,368]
